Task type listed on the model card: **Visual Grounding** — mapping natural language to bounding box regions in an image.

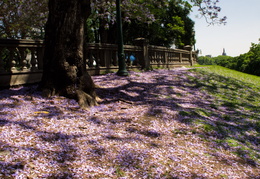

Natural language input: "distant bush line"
[197,42,260,76]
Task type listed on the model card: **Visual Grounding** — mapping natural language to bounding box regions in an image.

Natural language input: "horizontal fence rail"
[0,39,44,86]
[0,39,197,86]
[148,45,194,68]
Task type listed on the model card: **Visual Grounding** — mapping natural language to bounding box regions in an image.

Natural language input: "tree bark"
[40,0,97,108]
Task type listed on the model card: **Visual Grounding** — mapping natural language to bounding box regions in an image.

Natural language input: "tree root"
[76,90,98,109]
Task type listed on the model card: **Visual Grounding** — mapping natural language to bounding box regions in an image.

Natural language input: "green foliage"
[0,0,48,39]
[86,0,195,47]
[0,0,221,45]
[244,43,260,75]
[214,55,235,67]
[197,56,216,65]
[198,55,234,66]
[123,0,195,47]
[217,42,260,76]
[198,41,260,76]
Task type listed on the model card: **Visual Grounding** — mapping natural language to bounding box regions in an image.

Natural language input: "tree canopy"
[122,0,195,47]
[0,0,226,43]
[0,0,48,39]
[86,0,226,46]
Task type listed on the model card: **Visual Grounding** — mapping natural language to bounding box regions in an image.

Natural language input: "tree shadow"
[0,118,85,178]
[115,149,148,170]
[0,84,39,99]
[125,126,161,138]
[0,85,40,115]
[95,69,260,167]
[1,69,259,177]
[0,161,25,177]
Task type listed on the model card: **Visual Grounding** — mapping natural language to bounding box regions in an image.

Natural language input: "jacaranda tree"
[41,0,226,108]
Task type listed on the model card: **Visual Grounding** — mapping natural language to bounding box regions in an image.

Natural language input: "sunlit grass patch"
[225,138,240,147]
[193,65,260,87]
[115,166,125,177]
[187,66,260,165]
[178,110,192,116]
[194,108,211,117]
[201,123,215,133]
[178,108,212,123]
[171,128,190,135]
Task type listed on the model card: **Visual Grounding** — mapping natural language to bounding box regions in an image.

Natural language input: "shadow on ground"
[96,69,260,167]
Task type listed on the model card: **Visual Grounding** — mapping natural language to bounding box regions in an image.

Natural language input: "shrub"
[197,56,216,65]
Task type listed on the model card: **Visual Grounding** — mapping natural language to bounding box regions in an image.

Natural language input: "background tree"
[197,56,216,65]
[0,0,225,42]
[85,0,225,46]
[244,42,260,75]
[85,0,195,47]
[123,0,195,48]
[0,0,48,39]
[85,0,158,43]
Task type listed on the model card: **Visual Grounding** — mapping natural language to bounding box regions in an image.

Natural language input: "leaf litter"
[0,68,259,178]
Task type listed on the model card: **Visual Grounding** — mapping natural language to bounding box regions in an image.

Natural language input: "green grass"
[185,65,260,165]
[193,65,260,87]
[115,166,125,177]
[191,64,212,68]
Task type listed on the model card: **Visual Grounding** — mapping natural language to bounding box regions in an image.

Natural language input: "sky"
[190,0,260,57]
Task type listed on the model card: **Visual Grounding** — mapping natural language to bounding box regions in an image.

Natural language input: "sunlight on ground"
[0,68,259,178]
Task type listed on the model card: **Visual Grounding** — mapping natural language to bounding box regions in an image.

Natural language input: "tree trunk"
[40,0,97,108]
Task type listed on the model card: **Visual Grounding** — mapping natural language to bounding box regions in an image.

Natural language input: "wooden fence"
[0,38,197,87]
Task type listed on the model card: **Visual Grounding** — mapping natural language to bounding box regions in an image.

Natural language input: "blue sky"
[190,0,260,57]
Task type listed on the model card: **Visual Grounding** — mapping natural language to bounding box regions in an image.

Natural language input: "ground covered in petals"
[0,68,259,178]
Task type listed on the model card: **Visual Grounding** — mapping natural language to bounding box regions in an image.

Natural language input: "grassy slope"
[193,65,260,87]
[185,65,260,166]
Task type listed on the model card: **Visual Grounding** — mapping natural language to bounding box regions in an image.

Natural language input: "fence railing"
[0,39,44,86]
[0,39,197,86]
